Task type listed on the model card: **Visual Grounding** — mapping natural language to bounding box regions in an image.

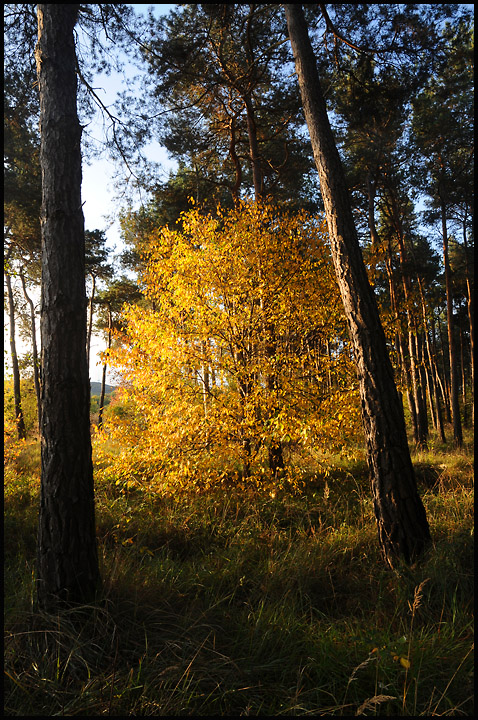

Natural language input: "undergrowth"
[4,426,474,716]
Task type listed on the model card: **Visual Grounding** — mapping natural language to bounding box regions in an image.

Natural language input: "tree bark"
[440,197,462,447]
[384,243,419,443]
[5,269,27,440]
[35,4,100,610]
[86,272,96,378]
[19,268,42,430]
[462,215,473,425]
[284,4,430,567]
[98,303,112,429]
[366,171,380,282]
[387,188,428,448]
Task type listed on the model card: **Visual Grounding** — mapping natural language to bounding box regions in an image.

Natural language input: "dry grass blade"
[356,694,397,715]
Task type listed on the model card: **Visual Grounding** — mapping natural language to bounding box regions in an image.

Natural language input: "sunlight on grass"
[4,426,474,716]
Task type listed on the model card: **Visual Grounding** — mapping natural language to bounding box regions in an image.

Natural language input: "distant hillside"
[90,382,116,396]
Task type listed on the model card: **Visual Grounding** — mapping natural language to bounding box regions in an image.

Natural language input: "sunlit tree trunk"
[433,315,451,423]
[462,215,474,426]
[460,329,468,427]
[35,3,100,610]
[384,244,418,442]
[440,196,462,447]
[98,302,112,430]
[5,268,27,440]
[86,272,96,377]
[19,268,42,430]
[285,3,430,567]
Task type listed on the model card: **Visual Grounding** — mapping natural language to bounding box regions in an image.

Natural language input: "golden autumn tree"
[96,200,361,492]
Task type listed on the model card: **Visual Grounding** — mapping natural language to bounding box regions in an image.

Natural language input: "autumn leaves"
[96,200,361,490]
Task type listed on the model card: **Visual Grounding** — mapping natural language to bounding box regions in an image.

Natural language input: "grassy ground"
[4,425,474,716]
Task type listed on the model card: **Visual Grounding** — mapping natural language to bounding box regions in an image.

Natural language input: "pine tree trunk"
[244,95,263,199]
[460,329,468,427]
[19,269,42,430]
[462,217,473,426]
[285,4,430,567]
[366,171,380,281]
[392,200,428,448]
[416,274,446,442]
[86,273,96,377]
[35,4,100,610]
[385,246,418,443]
[440,198,462,447]
[5,270,27,440]
[433,316,451,423]
[98,305,112,429]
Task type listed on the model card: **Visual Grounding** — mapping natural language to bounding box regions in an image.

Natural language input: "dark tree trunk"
[244,95,263,199]
[462,218,474,425]
[384,245,419,443]
[86,272,96,378]
[35,4,100,610]
[440,198,462,447]
[415,266,446,443]
[98,303,112,430]
[390,192,428,448]
[460,329,468,427]
[285,4,431,567]
[463,217,475,425]
[19,268,42,430]
[366,171,380,281]
[265,326,285,476]
[228,115,243,201]
[5,269,27,440]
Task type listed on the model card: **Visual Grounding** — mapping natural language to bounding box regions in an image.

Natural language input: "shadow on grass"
[4,441,474,716]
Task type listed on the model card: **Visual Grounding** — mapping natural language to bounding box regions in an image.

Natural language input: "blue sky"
[5,4,474,383]
[81,5,177,251]
[79,5,179,380]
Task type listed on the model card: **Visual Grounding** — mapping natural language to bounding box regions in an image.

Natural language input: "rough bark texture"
[35,4,100,610]
[284,4,431,567]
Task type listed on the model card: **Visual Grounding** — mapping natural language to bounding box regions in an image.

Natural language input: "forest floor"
[4,425,474,716]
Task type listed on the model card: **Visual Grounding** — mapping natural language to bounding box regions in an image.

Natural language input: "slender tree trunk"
[265,325,285,476]
[460,329,468,428]
[98,304,112,429]
[19,268,42,430]
[200,339,212,449]
[244,96,285,472]
[385,246,418,442]
[244,95,263,199]
[392,198,428,448]
[285,4,430,567]
[422,319,446,443]
[35,4,100,610]
[200,339,210,419]
[440,197,462,447]
[366,171,380,282]
[86,273,96,377]
[434,315,452,422]
[228,114,242,201]
[5,270,27,440]
[412,331,428,447]
[411,247,446,444]
[235,348,253,478]
[423,355,437,432]
[462,217,474,425]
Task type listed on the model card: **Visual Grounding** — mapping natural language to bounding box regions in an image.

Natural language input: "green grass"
[4,426,474,716]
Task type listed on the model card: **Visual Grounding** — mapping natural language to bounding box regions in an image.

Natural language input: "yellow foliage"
[95,200,361,492]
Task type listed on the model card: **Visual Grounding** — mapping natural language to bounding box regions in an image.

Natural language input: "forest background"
[4,3,474,716]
